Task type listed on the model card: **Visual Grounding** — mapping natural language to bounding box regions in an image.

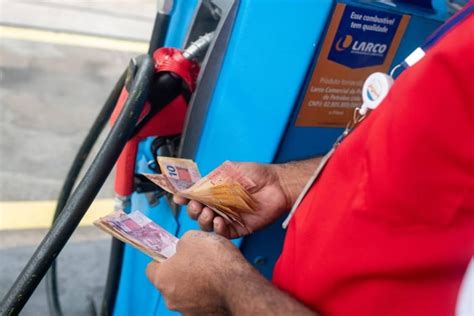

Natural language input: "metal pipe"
[182,32,215,60]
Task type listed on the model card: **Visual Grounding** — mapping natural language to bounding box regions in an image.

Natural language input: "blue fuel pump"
[112,1,449,315]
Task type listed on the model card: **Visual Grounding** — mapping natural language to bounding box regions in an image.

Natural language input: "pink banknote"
[95,210,178,260]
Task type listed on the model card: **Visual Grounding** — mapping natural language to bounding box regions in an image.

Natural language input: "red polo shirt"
[273,12,474,316]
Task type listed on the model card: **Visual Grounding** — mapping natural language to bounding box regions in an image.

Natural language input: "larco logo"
[334,34,387,56]
[335,35,353,51]
[327,6,402,68]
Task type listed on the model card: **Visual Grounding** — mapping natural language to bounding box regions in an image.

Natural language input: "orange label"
[295,3,410,127]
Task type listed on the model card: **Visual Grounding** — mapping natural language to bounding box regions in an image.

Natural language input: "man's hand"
[174,162,288,238]
[146,230,317,316]
[174,159,322,238]
[146,230,244,315]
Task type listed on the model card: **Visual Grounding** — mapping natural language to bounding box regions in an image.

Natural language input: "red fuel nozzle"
[111,48,200,197]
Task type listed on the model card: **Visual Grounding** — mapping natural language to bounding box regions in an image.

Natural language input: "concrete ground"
[0,0,156,314]
[0,0,155,201]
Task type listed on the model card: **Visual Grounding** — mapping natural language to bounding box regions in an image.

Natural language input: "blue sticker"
[328,5,402,69]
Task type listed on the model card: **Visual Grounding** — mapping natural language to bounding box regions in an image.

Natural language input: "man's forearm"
[271,157,322,208]
[221,261,316,316]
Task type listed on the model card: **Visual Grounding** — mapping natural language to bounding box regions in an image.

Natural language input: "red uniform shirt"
[273,13,474,316]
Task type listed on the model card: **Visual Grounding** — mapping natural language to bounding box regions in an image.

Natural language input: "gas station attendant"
[146,10,474,316]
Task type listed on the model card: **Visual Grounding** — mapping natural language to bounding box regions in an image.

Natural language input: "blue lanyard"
[391,2,474,76]
[422,2,474,51]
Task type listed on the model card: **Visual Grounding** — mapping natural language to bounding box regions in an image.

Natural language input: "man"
[146,8,474,316]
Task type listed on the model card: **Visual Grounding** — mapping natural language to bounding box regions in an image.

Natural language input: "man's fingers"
[187,200,204,219]
[197,207,215,232]
[173,195,189,205]
[213,216,230,238]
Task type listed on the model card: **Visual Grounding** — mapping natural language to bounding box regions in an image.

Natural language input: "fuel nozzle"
[145,32,215,110]
[123,32,216,140]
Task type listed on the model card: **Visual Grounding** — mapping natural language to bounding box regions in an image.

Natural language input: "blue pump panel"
[114,0,447,315]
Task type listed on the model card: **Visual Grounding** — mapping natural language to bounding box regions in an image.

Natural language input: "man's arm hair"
[271,157,322,209]
[221,261,317,316]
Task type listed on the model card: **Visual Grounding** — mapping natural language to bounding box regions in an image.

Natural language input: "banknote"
[157,157,201,192]
[191,161,255,192]
[94,210,178,261]
[144,157,257,228]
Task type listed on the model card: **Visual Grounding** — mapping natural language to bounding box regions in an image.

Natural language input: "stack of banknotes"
[144,157,257,228]
[95,157,258,259]
[94,210,177,261]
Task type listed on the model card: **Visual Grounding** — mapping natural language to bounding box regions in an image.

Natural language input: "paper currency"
[144,157,257,228]
[94,210,178,262]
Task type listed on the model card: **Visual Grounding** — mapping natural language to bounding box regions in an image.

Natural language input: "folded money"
[94,210,178,262]
[144,157,257,228]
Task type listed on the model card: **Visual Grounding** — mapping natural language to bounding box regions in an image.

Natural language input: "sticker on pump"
[295,3,410,127]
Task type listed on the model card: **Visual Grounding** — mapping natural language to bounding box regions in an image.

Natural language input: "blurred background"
[0,0,155,314]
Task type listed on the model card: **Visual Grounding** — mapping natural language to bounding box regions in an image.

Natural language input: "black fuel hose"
[0,55,155,316]
[148,12,170,56]
[44,69,127,316]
